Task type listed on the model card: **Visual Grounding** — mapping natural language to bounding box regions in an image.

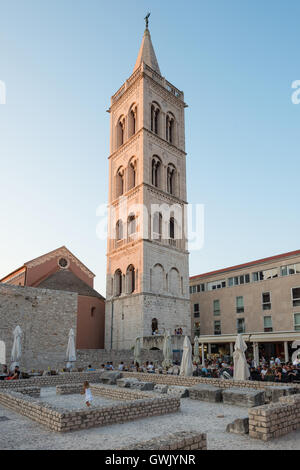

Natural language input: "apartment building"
[189,249,300,362]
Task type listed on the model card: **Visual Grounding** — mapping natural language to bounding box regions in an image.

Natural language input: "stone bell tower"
[105,19,191,350]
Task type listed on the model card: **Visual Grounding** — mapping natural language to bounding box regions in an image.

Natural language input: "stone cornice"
[145,183,188,205]
[106,291,190,302]
[108,130,142,161]
[109,127,186,161]
[145,128,186,157]
[107,236,189,257]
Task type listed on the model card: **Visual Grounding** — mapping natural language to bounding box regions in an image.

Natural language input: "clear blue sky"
[0,0,299,295]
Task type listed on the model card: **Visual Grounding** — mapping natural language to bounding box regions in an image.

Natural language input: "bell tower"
[105,19,191,350]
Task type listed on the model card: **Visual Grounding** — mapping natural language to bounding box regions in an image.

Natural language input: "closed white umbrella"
[253,342,260,368]
[134,337,141,366]
[233,334,250,381]
[66,328,76,369]
[193,336,200,364]
[180,336,193,377]
[10,325,22,371]
[162,331,173,368]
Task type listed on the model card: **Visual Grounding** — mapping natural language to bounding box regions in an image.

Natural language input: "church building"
[0,246,105,350]
[105,20,191,350]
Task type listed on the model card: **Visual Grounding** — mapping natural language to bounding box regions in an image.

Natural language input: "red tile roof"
[190,249,300,281]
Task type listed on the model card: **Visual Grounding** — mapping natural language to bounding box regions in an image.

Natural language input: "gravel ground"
[1,398,300,450]
[36,387,122,410]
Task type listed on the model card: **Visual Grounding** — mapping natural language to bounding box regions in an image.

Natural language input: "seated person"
[250,367,261,381]
[5,366,20,380]
[86,364,96,371]
[147,362,155,373]
[274,367,282,382]
[118,361,124,371]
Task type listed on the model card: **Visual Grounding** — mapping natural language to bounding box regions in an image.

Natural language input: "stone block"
[189,384,223,403]
[266,386,298,403]
[154,384,169,394]
[130,381,155,391]
[116,378,139,388]
[100,371,122,385]
[226,417,249,434]
[222,388,265,407]
[167,386,189,398]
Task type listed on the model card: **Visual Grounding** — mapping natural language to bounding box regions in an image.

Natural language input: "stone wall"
[0,371,103,390]
[0,284,77,370]
[249,394,300,441]
[122,431,207,450]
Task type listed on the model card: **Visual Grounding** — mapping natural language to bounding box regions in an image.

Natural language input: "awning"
[198,331,300,344]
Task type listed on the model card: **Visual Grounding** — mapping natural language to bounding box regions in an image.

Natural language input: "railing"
[111,64,184,105]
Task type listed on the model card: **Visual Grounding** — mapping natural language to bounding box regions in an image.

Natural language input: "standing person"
[82,381,93,407]
[275,356,281,366]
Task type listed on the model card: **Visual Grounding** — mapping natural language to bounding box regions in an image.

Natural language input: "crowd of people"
[2,353,300,384]
[87,361,159,373]
[195,355,300,383]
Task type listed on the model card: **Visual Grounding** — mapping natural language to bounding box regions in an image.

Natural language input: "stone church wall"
[0,284,77,370]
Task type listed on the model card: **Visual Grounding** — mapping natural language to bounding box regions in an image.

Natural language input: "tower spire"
[133,14,161,75]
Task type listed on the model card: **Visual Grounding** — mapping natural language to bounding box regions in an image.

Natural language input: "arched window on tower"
[152,156,161,188]
[117,116,126,148]
[128,104,137,138]
[169,216,176,246]
[167,164,176,195]
[166,112,175,144]
[127,214,136,240]
[116,219,123,241]
[152,212,162,241]
[116,167,125,198]
[126,265,135,294]
[114,269,122,296]
[128,158,137,190]
[151,103,160,135]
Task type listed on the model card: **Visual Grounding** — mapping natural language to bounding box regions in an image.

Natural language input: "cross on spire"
[144,12,150,30]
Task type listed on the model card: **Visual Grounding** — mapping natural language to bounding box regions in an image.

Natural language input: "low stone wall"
[249,394,300,441]
[0,372,103,390]
[56,383,154,401]
[13,386,41,398]
[56,384,83,395]
[0,390,64,431]
[122,372,300,393]
[0,385,180,433]
[122,431,207,450]
[76,349,163,368]
[90,384,154,401]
